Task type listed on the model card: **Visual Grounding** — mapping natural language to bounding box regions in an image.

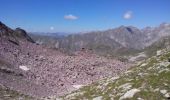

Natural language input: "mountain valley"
[0,21,170,100]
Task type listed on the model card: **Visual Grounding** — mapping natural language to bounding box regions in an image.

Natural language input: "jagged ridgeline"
[0,21,34,44]
[30,23,170,57]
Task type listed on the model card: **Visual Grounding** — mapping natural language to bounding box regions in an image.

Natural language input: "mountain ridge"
[30,23,170,57]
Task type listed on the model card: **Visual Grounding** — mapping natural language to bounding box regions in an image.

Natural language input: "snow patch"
[19,65,29,71]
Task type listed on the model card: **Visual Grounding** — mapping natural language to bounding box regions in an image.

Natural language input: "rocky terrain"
[0,21,131,99]
[1,21,170,100]
[0,85,35,100]
[51,49,170,100]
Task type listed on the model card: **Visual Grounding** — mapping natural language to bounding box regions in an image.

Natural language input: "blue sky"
[0,0,170,33]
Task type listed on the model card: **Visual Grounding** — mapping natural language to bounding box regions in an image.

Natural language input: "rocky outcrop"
[0,21,14,37]
[0,21,34,43]
[14,28,35,43]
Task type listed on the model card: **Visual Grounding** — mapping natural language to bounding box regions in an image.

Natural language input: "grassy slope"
[49,50,170,100]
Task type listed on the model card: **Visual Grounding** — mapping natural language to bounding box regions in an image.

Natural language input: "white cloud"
[50,26,54,30]
[64,14,78,20]
[123,11,133,19]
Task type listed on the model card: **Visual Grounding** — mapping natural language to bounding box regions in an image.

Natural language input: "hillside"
[0,22,130,98]
[0,85,36,100]
[49,49,170,100]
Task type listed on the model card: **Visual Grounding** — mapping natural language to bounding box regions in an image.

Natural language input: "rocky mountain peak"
[0,21,34,43]
[14,27,35,43]
[0,21,13,37]
[117,26,141,34]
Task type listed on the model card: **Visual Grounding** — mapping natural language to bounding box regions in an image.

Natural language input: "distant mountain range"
[30,23,170,57]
